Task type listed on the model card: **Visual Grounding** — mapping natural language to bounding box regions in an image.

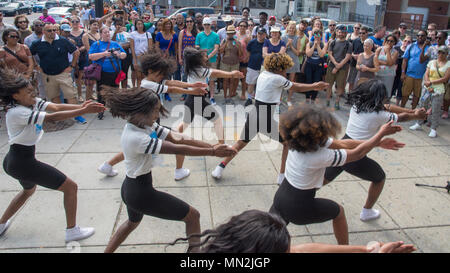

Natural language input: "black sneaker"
[244,98,253,107]
[97,112,104,120]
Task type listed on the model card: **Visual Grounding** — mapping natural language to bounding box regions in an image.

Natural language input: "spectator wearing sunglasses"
[400,30,430,109]
[391,35,412,105]
[0,11,14,47]
[324,20,336,43]
[398,23,408,42]
[374,34,399,97]
[347,23,361,42]
[13,15,31,44]
[0,29,33,77]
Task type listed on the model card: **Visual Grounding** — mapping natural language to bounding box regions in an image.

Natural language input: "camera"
[108,48,121,54]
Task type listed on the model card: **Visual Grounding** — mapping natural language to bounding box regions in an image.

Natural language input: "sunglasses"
[71,20,79,23]
[248,24,254,26]
[46,29,57,33]
[329,24,336,26]
[417,34,426,37]
[186,20,193,23]
[18,21,27,24]
[360,32,367,35]
[400,26,407,29]
[8,35,19,39]
[404,40,412,43]
[34,24,45,27]
[386,39,395,43]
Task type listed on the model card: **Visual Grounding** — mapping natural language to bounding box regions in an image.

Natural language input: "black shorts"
[183,95,220,124]
[3,144,67,190]
[121,172,190,223]
[269,178,340,225]
[324,134,386,183]
[240,100,283,143]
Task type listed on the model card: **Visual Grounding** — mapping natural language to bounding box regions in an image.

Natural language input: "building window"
[249,0,275,9]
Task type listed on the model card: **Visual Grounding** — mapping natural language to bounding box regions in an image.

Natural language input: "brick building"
[384,0,450,30]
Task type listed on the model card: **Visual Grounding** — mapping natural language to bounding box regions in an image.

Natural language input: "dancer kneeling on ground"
[176,47,244,178]
[97,51,209,180]
[169,210,416,253]
[270,104,404,245]
[103,87,237,253]
[0,69,105,241]
[211,53,328,185]
[324,80,427,222]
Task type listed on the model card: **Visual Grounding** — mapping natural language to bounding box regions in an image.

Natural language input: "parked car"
[340,22,373,34]
[45,1,60,10]
[0,0,11,8]
[33,1,46,12]
[48,7,74,24]
[168,7,215,19]
[0,2,31,16]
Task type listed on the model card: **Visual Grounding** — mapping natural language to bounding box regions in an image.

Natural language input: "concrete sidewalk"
[0,91,449,253]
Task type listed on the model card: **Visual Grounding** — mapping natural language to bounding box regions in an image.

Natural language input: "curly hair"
[0,68,31,107]
[346,79,388,113]
[139,51,177,77]
[280,104,341,153]
[103,87,168,120]
[168,210,290,253]
[1,28,20,44]
[263,53,294,73]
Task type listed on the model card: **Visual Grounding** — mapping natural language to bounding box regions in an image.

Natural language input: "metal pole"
[95,0,103,18]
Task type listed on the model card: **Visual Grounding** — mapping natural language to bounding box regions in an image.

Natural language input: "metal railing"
[348,12,375,27]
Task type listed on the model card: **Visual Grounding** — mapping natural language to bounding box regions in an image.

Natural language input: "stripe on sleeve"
[283,80,290,88]
[144,138,155,154]
[151,139,159,154]
[33,112,40,124]
[336,150,343,166]
[28,111,36,125]
[331,150,338,166]
[37,100,44,111]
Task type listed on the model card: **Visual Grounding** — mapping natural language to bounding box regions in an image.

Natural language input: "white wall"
[355,0,376,17]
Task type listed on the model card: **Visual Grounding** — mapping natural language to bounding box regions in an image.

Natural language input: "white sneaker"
[0,220,11,237]
[175,168,190,181]
[428,129,437,138]
[409,123,422,131]
[360,208,381,221]
[275,105,281,114]
[97,162,118,177]
[212,165,225,179]
[277,173,285,185]
[65,226,95,242]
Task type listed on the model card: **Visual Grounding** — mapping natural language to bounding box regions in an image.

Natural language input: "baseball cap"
[269,16,276,21]
[202,17,212,25]
[336,24,347,32]
[256,26,266,34]
[438,45,448,54]
[270,26,281,33]
[60,24,72,32]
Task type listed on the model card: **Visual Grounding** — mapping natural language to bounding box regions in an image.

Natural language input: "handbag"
[107,50,126,85]
[84,42,111,81]
[3,46,28,65]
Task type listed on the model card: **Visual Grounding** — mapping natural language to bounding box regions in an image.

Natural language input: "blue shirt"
[403,42,430,79]
[30,35,77,75]
[156,32,178,56]
[369,36,383,47]
[263,39,286,54]
[88,41,126,73]
[247,38,265,70]
[195,31,220,63]
[89,8,95,19]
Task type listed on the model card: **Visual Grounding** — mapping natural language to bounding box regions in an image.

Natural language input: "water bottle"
[420,86,430,103]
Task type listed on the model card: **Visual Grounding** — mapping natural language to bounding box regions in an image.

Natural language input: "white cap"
[203,17,212,25]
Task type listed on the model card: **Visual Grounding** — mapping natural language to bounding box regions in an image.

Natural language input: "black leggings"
[121,172,190,223]
[97,71,119,105]
[324,134,386,183]
[240,100,283,143]
[3,144,66,190]
[183,95,219,124]
[269,178,340,225]
[304,61,323,101]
